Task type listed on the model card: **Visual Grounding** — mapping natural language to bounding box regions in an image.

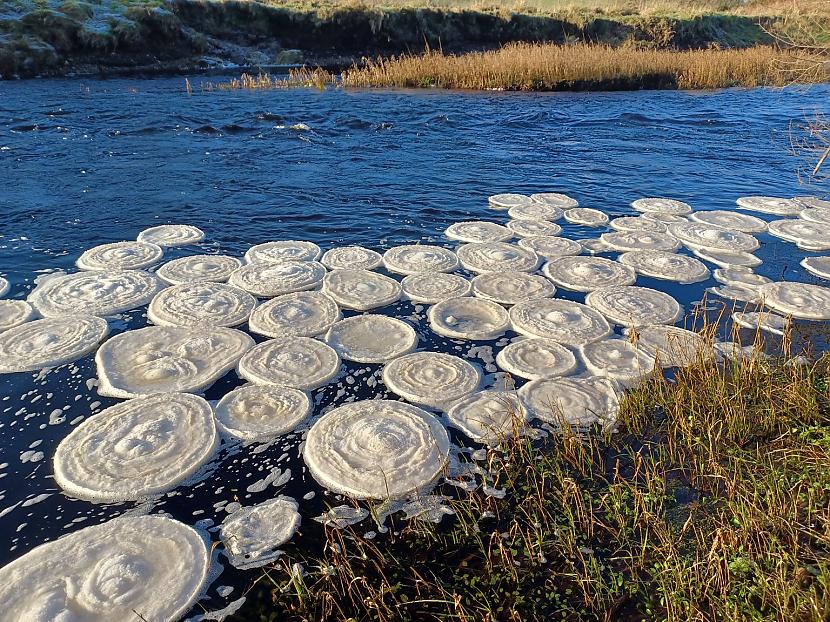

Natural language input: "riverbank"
[1,0,828,79]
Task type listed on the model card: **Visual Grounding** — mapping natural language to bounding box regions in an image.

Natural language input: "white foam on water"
[325,315,417,363]
[0,316,108,373]
[600,230,681,252]
[519,376,619,428]
[0,515,210,622]
[768,219,830,251]
[221,497,301,569]
[228,261,326,297]
[96,325,253,398]
[303,399,451,499]
[618,250,710,283]
[0,300,34,332]
[53,392,218,502]
[736,196,802,216]
[428,297,511,340]
[488,193,532,210]
[401,272,472,303]
[237,336,341,390]
[691,247,762,269]
[322,268,402,310]
[628,324,710,368]
[383,352,481,410]
[732,310,790,335]
[517,235,582,259]
[585,285,682,327]
[244,241,322,263]
[609,216,667,233]
[530,192,579,209]
[156,255,242,285]
[760,281,830,320]
[214,384,312,440]
[506,220,562,238]
[137,224,205,247]
[321,246,383,270]
[445,391,526,444]
[631,197,692,215]
[688,210,768,233]
[445,221,513,243]
[508,202,564,221]
[670,222,759,253]
[76,240,164,271]
[248,290,341,337]
[471,271,555,305]
[148,282,256,328]
[801,256,830,280]
[495,338,578,380]
[456,242,539,274]
[382,245,459,275]
[542,256,636,292]
[563,208,608,226]
[509,298,611,346]
[579,338,656,386]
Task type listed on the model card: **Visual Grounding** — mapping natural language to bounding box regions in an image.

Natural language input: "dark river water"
[0,76,828,619]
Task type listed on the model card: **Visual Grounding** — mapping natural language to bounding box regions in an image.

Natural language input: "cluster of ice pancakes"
[1,193,829,620]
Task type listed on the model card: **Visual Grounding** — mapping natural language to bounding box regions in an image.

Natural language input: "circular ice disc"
[382,245,459,275]
[759,281,830,320]
[0,316,108,373]
[456,242,539,274]
[77,241,164,271]
[577,238,613,255]
[472,271,555,305]
[322,269,402,310]
[542,256,636,292]
[325,315,417,363]
[713,268,771,288]
[148,282,256,328]
[768,219,830,251]
[563,208,609,226]
[54,392,217,502]
[707,283,762,303]
[495,338,578,380]
[0,300,34,332]
[401,272,472,304]
[0,277,8,297]
[428,297,510,340]
[137,224,205,247]
[519,376,619,427]
[28,270,164,318]
[445,221,513,243]
[580,338,655,386]
[509,298,611,346]
[238,336,341,390]
[631,197,692,215]
[642,212,688,224]
[799,207,830,225]
[303,399,451,499]
[736,196,802,216]
[517,236,582,259]
[383,352,481,410]
[629,324,709,368]
[321,246,383,270]
[691,247,762,269]
[95,326,253,398]
[689,210,768,233]
[488,193,532,210]
[215,384,311,440]
[600,230,681,252]
[506,219,562,238]
[796,196,830,210]
[0,515,210,622]
[530,192,579,209]
[609,216,667,233]
[445,391,526,444]
[586,285,682,327]
[618,250,710,284]
[155,254,242,285]
[508,202,564,221]
[229,261,326,297]
[732,311,790,336]
[221,497,301,569]
[244,240,322,264]
[669,222,759,252]
[248,291,340,338]
[801,256,830,280]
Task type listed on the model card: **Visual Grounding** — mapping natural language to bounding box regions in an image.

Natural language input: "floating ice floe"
[322,268,402,310]
[495,337,578,380]
[445,221,513,243]
[508,202,564,221]
[303,399,451,498]
[445,391,526,444]
[563,208,609,226]
[321,246,383,270]
[600,230,681,252]
[690,247,762,269]
[28,269,164,318]
[669,222,759,253]
[53,392,217,501]
[221,497,301,569]
[0,276,8,297]
[471,271,555,305]
[517,235,582,259]
[530,192,579,208]
[137,224,205,247]
[714,341,768,363]
[0,300,34,332]
[506,219,562,238]
[799,207,830,225]
[325,315,417,363]
[238,337,341,390]
[76,240,164,271]
[688,210,768,233]
[586,285,682,326]
[488,193,532,210]
[713,268,771,288]
[456,242,539,274]
[248,291,341,337]
[542,256,636,292]
[0,315,108,373]
[244,241,322,263]
[0,515,210,622]
[383,352,481,410]
[382,245,459,275]
[228,261,326,297]
[768,219,830,251]
[519,376,619,428]
[736,196,802,216]
[509,298,611,346]
[214,384,312,440]
[796,196,830,210]
[618,250,710,283]
[401,272,472,303]
[732,310,790,336]
[642,212,688,224]
[759,281,830,320]
[428,297,510,340]
[631,197,692,215]
[801,256,830,280]
[148,282,256,328]
[609,216,667,233]
[576,238,612,254]
[628,324,710,368]
[579,338,655,386]
[155,254,242,285]
[707,282,762,303]
[96,325,253,398]
[314,505,370,528]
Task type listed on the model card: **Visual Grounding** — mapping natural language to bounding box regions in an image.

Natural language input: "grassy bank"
[231,338,830,621]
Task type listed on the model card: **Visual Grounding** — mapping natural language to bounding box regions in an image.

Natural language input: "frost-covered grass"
[235,334,830,621]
